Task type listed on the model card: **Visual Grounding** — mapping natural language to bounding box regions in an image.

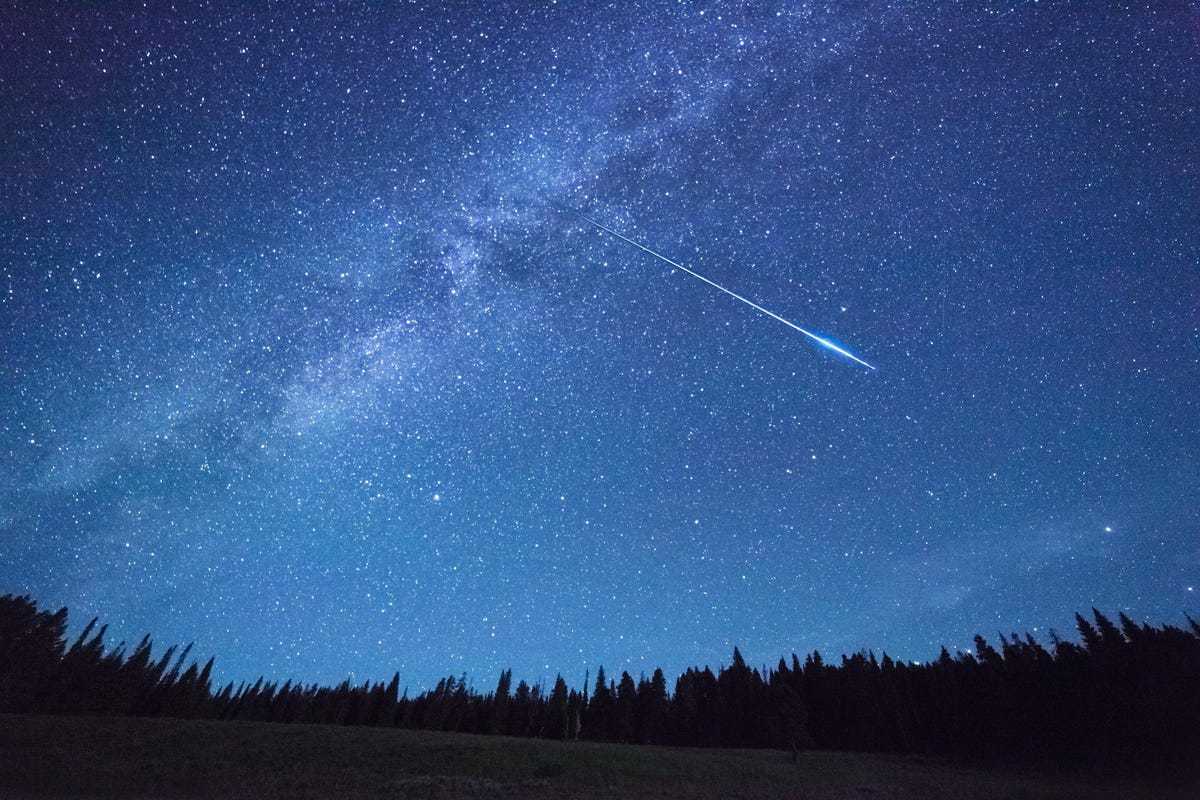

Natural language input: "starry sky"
[2,2,1198,690]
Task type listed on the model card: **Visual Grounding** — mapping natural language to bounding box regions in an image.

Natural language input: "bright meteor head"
[809,334,877,371]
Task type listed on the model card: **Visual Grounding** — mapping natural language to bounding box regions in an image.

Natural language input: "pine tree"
[1076,613,1103,653]
[583,666,611,741]
[614,671,637,743]
[544,675,570,740]
[636,668,668,744]
[509,680,532,737]
[0,595,68,713]
[490,669,512,735]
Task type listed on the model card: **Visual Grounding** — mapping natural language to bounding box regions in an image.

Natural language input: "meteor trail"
[572,212,877,371]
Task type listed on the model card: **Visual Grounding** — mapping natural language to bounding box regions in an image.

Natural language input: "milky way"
[2,3,1198,689]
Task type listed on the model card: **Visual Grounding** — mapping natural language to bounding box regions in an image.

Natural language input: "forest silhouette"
[2,594,1197,774]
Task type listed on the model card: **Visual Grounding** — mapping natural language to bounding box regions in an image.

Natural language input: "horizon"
[16,593,1192,693]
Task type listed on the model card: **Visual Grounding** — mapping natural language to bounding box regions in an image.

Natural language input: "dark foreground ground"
[1,714,1194,800]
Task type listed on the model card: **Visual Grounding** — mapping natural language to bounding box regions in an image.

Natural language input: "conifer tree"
[544,675,570,740]
[583,666,611,741]
[614,671,637,743]
[3,593,1199,772]
[490,668,512,734]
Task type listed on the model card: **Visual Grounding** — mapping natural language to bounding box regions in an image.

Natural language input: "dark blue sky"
[2,2,1197,690]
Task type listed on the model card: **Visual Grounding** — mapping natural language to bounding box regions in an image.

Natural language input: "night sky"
[2,2,1198,691]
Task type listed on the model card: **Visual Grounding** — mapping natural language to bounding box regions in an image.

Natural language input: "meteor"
[570,211,877,371]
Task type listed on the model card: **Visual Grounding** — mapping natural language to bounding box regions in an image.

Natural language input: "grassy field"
[1,713,1193,799]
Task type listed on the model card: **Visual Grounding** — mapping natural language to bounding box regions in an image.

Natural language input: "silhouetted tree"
[2,593,1198,775]
[582,666,612,741]
[489,668,511,735]
[636,668,669,744]
[544,675,570,740]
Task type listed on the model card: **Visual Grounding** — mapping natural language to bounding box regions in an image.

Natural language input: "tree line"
[1,593,1197,772]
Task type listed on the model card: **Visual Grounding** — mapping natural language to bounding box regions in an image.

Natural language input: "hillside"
[2,714,1192,800]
